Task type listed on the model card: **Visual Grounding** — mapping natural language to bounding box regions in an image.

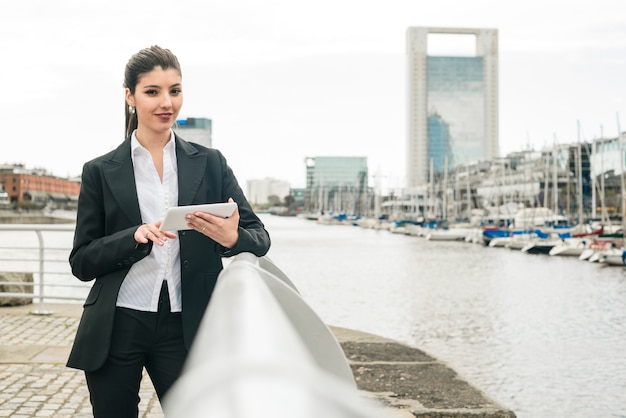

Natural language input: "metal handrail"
[0,223,88,314]
[163,253,386,418]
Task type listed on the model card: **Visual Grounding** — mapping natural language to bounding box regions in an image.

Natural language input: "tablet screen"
[159,202,237,231]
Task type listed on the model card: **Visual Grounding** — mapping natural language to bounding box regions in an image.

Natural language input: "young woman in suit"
[67,45,271,417]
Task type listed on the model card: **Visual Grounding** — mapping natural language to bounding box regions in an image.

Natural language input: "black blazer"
[67,135,271,371]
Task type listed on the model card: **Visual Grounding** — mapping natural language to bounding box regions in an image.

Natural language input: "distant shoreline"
[0,210,76,224]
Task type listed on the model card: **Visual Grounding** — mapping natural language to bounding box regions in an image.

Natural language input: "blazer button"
[183,260,189,268]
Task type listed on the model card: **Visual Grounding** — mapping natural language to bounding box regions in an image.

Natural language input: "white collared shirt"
[116,130,182,312]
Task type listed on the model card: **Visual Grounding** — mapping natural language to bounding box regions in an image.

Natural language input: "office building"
[406,27,499,187]
[174,117,212,148]
[304,156,368,214]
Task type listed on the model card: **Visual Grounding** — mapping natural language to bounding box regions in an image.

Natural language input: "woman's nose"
[161,94,172,108]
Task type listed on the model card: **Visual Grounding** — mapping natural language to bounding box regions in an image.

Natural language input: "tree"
[267,195,281,206]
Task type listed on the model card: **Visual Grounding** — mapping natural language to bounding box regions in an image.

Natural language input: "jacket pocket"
[83,282,102,307]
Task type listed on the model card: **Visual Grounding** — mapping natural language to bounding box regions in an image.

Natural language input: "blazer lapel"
[175,135,208,205]
[102,139,142,225]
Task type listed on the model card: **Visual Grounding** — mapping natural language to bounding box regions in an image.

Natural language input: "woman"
[67,45,271,417]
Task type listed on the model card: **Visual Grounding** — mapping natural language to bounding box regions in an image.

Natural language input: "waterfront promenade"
[0,302,515,418]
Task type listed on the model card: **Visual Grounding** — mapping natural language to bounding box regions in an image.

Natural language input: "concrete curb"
[332,326,516,417]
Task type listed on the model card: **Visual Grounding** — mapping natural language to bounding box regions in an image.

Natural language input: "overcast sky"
[1,0,625,190]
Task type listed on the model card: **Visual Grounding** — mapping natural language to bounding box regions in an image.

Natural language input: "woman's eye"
[145,90,158,95]
[171,88,182,95]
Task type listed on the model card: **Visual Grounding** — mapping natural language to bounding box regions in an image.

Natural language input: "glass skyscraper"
[406,27,499,188]
[304,156,368,214]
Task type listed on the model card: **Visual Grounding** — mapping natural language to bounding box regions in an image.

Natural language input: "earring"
[128,105,136,114]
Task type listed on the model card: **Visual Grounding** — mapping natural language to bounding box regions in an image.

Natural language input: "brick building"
[0,164,80,208]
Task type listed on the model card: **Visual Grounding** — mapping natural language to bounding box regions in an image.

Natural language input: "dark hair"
[123,45,182,137]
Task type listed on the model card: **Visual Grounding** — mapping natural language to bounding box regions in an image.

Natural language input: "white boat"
[588,252,599,262]
[549,238,590,257]
[521,238,562,255]
[580,240,618,262]
[593,246,624,264]
[425,229,466,241]
[506,235,533,251]
[488,237,511,248]
[604,249,626,266]
[512,207,568,230]
[462,228,484,244]
[579,248,595,261]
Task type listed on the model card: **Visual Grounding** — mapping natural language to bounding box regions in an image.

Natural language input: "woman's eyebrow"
[141,83,182,89]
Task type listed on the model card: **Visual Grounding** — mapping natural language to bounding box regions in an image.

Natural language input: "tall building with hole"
[406,27,499,188]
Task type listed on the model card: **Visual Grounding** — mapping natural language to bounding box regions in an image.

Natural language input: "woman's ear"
[125,88,134,107]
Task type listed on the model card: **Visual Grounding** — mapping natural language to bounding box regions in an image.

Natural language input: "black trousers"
[85,281,188,418]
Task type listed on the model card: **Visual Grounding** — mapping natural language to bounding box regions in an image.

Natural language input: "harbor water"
[2,214,626,417]
[261,214,626,418]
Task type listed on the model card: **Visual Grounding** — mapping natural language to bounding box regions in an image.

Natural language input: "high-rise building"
[406,27,499,188]
[174,117,212,148]
[304,156,368,214]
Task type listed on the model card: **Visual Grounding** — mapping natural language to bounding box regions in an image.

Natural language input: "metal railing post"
[31,229,52,315]
[0,223,88,309]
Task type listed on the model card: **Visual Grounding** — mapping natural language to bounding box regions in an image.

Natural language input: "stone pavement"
[0,303,515,417]
[0,304,163,418]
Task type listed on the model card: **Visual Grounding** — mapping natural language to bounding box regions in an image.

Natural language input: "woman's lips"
[156,113,172,121]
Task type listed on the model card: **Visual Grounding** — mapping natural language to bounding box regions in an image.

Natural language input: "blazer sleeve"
[69,160,153,281]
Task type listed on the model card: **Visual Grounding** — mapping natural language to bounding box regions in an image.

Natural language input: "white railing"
[163,253,386,418]
[0,224,88,314]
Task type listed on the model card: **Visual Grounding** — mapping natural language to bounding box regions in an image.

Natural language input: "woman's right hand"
[135,222,177,246]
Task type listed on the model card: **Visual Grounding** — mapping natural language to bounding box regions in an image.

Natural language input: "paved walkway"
[0,304,163,418]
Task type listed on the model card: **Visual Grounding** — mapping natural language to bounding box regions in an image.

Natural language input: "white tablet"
[159,202,237,231]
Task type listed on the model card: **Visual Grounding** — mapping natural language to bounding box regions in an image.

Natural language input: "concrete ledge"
[331,326,517,418]
[0,272,34,306]
[0,214,74,224]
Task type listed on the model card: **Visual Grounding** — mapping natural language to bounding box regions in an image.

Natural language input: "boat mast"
[466,165,471,220]
[443,156,448,222]
[576,120,584,225]
[617,113,624,247]
[543,151,549,209]
[552,140,558,218]
[600,127,608,225]
[429,158,434,220]
[592,135,597,220]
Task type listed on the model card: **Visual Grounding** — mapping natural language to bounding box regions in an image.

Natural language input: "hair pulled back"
[123,45,182,137]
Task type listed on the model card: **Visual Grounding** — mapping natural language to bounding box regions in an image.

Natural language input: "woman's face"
[126,66,183,138]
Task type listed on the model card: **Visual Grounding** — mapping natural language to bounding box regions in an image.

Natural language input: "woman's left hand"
[185,198,240,248]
